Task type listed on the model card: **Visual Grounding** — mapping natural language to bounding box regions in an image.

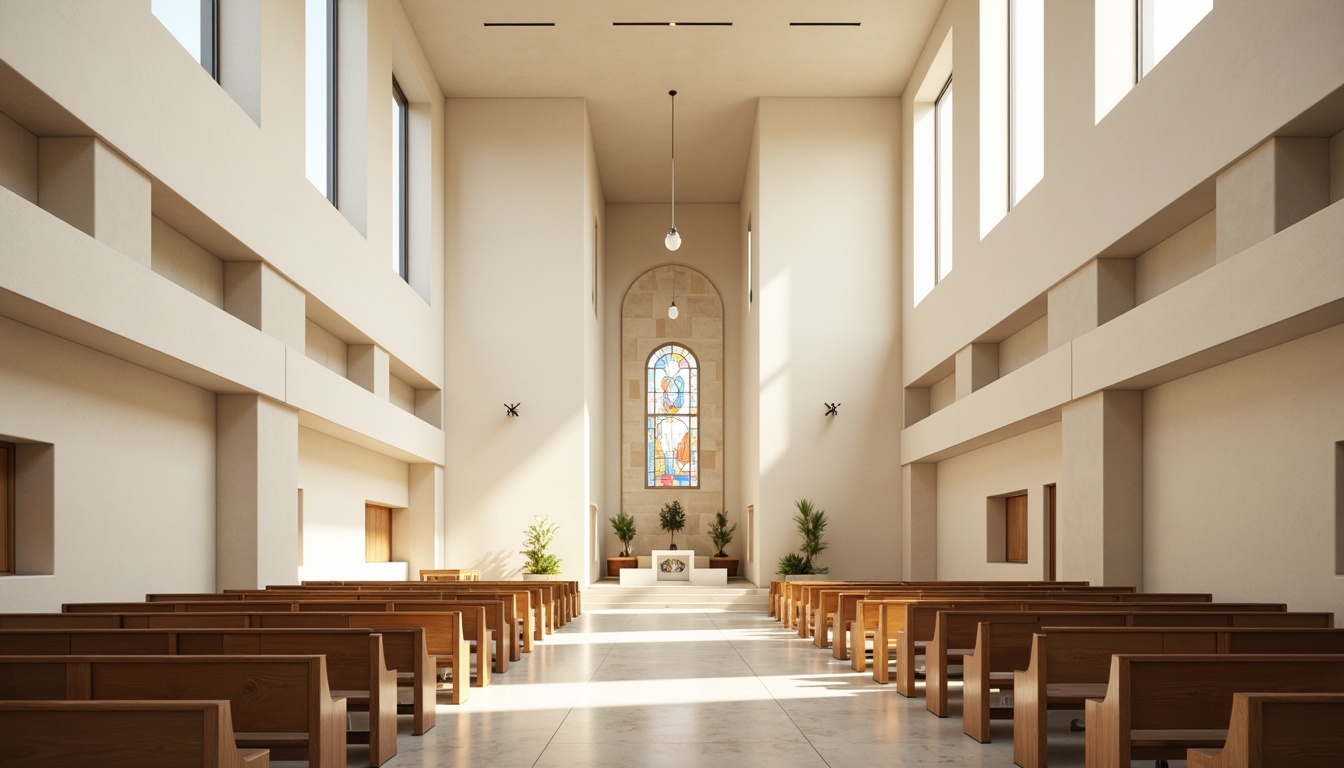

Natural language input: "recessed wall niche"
[621,265,725,559]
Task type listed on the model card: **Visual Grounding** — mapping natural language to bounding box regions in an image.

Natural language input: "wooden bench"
[878,600,1293,693]
[1083,654,1344,768]
[0,654,347,768]
[110,600,493,689]
[0,700,270,767]
[1187,692,1344,767]
[0,625,406,763]
[1012,625,1344,768]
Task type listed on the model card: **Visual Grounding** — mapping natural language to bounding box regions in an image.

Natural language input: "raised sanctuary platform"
[618,550,727,586]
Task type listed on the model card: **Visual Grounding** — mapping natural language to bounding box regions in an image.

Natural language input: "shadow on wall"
[468,550,518,580]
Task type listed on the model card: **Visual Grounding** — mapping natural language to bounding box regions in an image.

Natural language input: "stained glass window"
[647,344,699,487]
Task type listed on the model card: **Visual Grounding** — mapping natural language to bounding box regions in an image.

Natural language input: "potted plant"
[776,498,829,579]
[606,510,638,578]
[658,499,686,550]
[520,515,561,580]
[707,509,739,577]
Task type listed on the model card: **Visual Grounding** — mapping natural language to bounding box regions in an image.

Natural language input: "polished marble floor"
[327,609,1099,768]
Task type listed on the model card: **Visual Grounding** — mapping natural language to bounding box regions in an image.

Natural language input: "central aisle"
[376,609,1084,768]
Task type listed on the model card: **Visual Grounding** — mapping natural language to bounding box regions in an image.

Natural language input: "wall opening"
[987,490,1028,563]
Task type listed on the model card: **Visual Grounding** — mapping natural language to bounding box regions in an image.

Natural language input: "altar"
[618,550,728,586]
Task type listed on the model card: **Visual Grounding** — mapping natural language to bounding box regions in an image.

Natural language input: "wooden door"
[365,504,392,563]
[1046,484,1057,581]
[1005,493,1028,563]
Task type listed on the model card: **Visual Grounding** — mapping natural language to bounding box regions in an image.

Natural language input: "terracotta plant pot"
[606,556,637,578]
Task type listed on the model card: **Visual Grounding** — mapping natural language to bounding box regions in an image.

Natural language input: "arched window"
[647,344,699,487]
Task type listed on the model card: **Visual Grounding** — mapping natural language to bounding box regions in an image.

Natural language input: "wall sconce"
[824,402,840,416]
[505,403,521,417]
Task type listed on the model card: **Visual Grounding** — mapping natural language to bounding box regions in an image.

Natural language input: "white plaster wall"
[1135,211,1216,304]
[151,216,224,308]
[444,98,590,580]
[0,110,37,203]
[0,316,216,611]
[297,427,409,571]
[0,0,445,387]
[755,98,902,581]
[583,108,607,584]
[902,0,1344,383]
[1144,325,1344,617]
[935,422,1060,579]
[740,114,763,582]
[999,315,1048,376]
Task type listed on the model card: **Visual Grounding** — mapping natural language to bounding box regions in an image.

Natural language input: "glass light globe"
[668,301,679,319]
[665,227,681,251]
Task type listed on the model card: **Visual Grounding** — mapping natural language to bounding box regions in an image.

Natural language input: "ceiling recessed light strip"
[789,22,862,27]
[483,22,556,27]
[612,22,733,27]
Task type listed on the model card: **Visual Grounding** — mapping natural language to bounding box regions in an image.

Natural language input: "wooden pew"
[1083,654,1344,768]
[0,624,436,736]
[283,581,558,640]
[1187,692,1344,768]
[1012,625,1344,768]
[928,609,1339,721]
[171,586,539,653]
[877,599,1294,693]
[110,599,495,688]
[0,700,270,767]
[0,654,347,768]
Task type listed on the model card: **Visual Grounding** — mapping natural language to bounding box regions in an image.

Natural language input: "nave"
[355,609,1077,768]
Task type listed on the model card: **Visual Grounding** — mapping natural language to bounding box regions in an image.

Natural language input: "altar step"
[583,579,769,612]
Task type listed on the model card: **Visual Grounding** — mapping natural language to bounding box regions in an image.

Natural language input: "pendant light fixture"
[668,268,679,319]
[664,89,682,251]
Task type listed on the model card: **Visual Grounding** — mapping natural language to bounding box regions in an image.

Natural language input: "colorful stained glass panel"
[646,344,699,487]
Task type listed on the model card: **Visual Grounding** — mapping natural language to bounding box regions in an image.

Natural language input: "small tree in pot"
[659,499,686,550]
[776,498,829,577]
[707,509,739,577]
[520,515,562,579]
[606,510,638,578]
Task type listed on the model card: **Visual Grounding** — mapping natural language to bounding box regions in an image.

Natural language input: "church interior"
[1,1,1342,765]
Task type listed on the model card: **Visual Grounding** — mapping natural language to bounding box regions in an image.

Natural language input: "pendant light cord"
[669,89,676,230]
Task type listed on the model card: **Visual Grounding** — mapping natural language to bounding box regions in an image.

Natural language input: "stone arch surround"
[621,265,725,557]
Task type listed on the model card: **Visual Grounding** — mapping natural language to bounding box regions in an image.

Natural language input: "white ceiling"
[400,1,945,203]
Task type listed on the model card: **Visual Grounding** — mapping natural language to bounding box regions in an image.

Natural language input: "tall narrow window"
[0,441,13,575]
[391,77,408,281]
[647,344,699,488]
[935,76,954,284]
[1009,0,1044,207]
[305,0,337,202]
[1138,0,1211,79]
[152,0,219,79]
[746,219,753,309]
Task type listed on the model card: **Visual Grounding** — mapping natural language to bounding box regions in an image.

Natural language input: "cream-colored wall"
[1144,325,1344,617]
[936,423,1060,579]
[0,0,447,600]
[603,204,742,566]
[297,427,410,572]
[0,316,216,611]
[754,98,902,581]
[583,107,606,582]
[444,97,592,580]
[740,116,763,580]
[0,110,37,203]
[903,1,1344,382]
[151,216,224,308]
